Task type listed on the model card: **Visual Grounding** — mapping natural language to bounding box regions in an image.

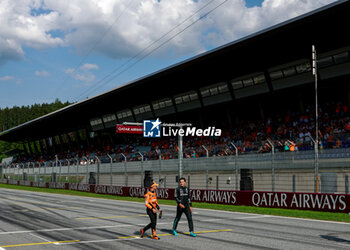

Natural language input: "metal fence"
[1,148,350,194]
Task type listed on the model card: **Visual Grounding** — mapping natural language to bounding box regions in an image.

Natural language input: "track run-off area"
[0,188,350,249]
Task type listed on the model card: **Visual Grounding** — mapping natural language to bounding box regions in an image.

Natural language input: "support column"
[66,133,72,149]
[59,134,66,151]
[23,142,30,154]
[46,138,52,153]
[264,70,274,92]
[28,142,34,156]
[85,128,91,147]
[51,136,58,154]
[39,139,46,154]
[34,140,40,154]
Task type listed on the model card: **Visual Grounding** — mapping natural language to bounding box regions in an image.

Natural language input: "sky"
[0,0,338,108]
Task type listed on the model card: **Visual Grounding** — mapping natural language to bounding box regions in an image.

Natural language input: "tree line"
[0,99,71,161]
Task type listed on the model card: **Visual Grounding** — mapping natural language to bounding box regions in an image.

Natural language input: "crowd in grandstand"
[6,100,350,165]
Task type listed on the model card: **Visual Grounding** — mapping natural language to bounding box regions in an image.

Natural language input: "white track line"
[0,224,136,235]
[29,233,61,246]
[29,233,51,242]
[0,220,190,235]
[264,214,350,225]
[201,215,269,222]
[235,215,271,220]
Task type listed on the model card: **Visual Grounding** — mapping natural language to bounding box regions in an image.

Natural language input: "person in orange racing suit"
[140,181,162,240]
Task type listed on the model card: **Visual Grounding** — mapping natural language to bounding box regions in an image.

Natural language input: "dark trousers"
[173,205,193,232]
[143,208,157,232]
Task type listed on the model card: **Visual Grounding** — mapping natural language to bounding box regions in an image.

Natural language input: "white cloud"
[0,38,24,65]
[0,0,64,65]
[64,68,75,74]
[73,73,95,83]
[64,63,98,83]
[35,70,50,77]
[0,75,14,81]
[0,0,338,65]
[80,63,99,71]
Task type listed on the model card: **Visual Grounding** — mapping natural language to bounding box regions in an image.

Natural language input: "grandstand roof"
[1,0,350,142]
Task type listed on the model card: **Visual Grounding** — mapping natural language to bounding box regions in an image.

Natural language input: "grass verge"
[1,183,349,223]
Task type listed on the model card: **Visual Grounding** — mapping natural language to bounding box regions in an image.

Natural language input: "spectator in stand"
[9,100,350,166]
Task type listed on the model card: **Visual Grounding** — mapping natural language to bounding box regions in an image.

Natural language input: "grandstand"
[1,0,350,193]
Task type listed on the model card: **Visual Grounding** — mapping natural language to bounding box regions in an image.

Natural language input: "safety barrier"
[1,179,349,214]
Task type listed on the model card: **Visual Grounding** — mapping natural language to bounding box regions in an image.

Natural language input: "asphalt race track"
[0,188,350,249]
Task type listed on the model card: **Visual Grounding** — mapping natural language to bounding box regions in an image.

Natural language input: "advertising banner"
[3,181,350,213]
[116,125,143,134]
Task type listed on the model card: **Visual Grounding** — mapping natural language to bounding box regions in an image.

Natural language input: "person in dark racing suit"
[172,177,196,237]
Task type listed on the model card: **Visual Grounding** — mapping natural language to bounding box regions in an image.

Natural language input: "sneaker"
[140,229,144,238]
[190,231,196,237]
[173,230,178,236]
[152,236,160,240]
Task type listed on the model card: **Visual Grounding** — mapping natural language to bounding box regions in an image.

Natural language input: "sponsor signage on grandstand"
[116,124,143,134]
[4,180,350,213]
[143,118,222,137]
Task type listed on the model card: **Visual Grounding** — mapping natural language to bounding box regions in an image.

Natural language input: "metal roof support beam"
[264,70,274,92]
[171,96,178,113]
[130,108,137,122]
[197,89,205,108]
[149,102,156,119]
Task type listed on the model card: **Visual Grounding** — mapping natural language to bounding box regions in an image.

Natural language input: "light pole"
[231,142,239,190]
[178,126,183,182]
[309,135,319,193]
[202,145,209,158]
[66,159,70,183]
[202,145,209,189]
[312,45,319,194]
[121,153,128,186]
[83,156,89,184]
[55,154,58,178]
[158,153,161,185]
[95,156,100,185]
[138,152,144,187]
[75,158,79,183]
[267,139,275,192]
[107,154,113,186]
